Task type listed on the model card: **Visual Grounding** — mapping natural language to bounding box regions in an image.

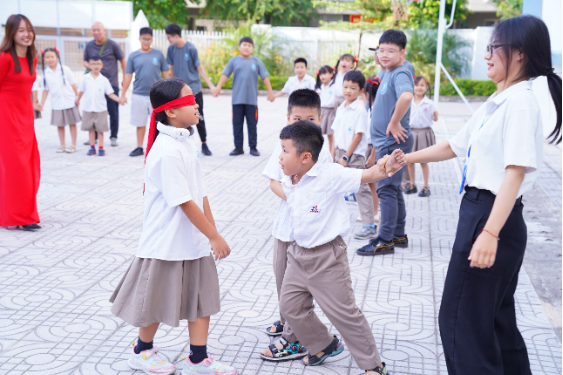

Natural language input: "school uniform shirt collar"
[280,162,320,188]
[340,97,362,111]
[414,96,432,107]
[157,122,194,139]
[486,80,532,114]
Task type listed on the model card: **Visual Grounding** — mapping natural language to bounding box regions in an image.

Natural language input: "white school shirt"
[262,141,333,242]
[281,74,316,95]
[78,72,114,112]
[409,96,435,129]
[333,71,345,98]
[332,98,370,156]
[449,80,543,197]
[317,83,335,108]
[281,163,362,248]
[43,64,77,110]
[136,123,211,261]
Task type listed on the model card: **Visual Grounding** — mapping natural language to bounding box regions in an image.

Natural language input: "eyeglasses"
[486,44,508,58]
[376,49,400,57]
[140,37,152,42]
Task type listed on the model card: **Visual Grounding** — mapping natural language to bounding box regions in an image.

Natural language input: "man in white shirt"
[269,120,401,375]
[274,57,316,98]
[76,55,121,156]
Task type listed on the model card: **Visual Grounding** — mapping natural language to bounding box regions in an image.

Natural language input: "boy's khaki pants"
[280,236,381,370]
[273,238,295,340]
[335,148,374,225]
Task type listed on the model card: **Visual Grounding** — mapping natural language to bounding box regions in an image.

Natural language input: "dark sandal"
[304,335,344,366]
[260,337,307,362]
[266,320,284,336]
[362,362,387,374]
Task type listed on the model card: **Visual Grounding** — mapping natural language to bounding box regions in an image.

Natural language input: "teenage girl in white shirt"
[110,78,237,375]
[393,15,561,374]
[36,48,80,153]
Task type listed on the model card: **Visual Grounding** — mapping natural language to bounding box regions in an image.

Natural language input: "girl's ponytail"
[315,68,322,91]
[546,70,562,144]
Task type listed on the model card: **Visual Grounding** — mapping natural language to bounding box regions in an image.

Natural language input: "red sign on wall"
[350,14,362,23]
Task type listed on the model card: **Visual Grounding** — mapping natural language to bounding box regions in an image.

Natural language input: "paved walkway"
[0,95,561,375]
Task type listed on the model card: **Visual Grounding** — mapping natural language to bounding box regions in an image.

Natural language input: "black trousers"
[439,187,531,375]
[232,104,258,149]
[105,86,120,139]
[194,92,207,143]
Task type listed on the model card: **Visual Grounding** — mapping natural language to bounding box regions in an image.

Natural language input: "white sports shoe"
[182,356,237,375]
[128,344,177,374]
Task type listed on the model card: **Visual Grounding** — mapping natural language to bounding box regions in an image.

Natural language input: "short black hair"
[288,89,321,115]
[140,27,153,36]
[280,121,324,162]
[89,55,102,62]
[239,36,254,46]
[294,57,307,67]
[343,70,366,89]
[379,29,407,50]
[165,23,182,37]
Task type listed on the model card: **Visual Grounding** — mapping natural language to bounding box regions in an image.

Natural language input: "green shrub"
[439,79,496,96]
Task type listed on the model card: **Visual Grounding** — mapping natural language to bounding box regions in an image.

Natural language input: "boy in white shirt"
[274,58,316,98]
[270,120,402,375]
[260,89,332,362]
[332,70,376,240]
[76,55,121,156]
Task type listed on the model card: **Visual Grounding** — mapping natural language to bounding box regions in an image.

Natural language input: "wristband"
[342,154,349,162]
[481,228,500,241]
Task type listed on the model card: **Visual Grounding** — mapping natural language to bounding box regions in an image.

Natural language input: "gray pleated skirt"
[320,107,335,135]
[411,127,436,152]
[110,255,221,327]
[51,106,81,127]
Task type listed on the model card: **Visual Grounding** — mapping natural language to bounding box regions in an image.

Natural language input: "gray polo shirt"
[222,56,269,106]
[166,42,202,94]
[370,64,414,150]
[83,39,124,87]
[402,59,415,77]
[126,49,169,96]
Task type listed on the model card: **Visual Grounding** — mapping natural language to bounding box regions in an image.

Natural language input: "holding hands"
[377,149,406,177]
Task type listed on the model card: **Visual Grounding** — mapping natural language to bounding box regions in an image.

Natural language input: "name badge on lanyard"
[459,105,500,194]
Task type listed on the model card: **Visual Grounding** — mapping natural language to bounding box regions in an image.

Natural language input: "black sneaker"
[20,224,41,231]
[229,148,244,156]
[403,183,417,194]
[418,186,431,197]
[129,147,144,157]
[356,237,394,256]
[250,147,260,157]
[393,234,408,248]
[201,143,212,156]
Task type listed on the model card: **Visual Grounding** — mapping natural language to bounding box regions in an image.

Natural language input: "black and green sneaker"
[403,183,418,194]
[362,362,387,374]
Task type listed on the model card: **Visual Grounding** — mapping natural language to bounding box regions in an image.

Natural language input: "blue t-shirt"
[167,42,202,94]
[370,64,414,149]
[222,56,269,106]
[126,49,169,96]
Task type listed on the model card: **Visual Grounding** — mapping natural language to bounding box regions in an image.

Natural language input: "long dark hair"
[334,54,358,74]
[41,48,66,87]
[315,65,335,90]
[492,15,562,144]
[149,78,187,143]
[0,14,37,75]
